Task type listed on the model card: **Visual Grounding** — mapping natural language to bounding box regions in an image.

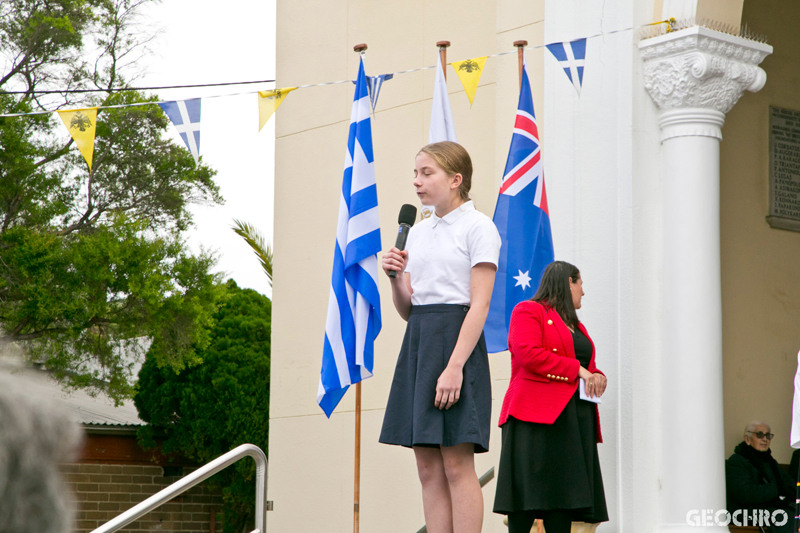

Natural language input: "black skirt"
[379,304,492,453]
[493,389,608,522]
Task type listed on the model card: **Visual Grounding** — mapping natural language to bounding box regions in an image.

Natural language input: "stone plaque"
[768,106,800,231]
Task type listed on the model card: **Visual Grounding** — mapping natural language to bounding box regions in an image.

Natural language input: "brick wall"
[60,463,225,533]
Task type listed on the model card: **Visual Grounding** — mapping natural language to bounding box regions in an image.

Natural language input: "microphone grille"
[398,204,418,226]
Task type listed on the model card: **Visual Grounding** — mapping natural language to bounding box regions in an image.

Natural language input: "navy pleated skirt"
[379,304,492,453]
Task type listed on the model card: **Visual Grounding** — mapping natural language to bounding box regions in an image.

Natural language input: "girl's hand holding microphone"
[382,246,412,321]
[382,248,408,279]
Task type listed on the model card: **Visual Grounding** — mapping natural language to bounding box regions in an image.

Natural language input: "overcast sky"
[139,0,277,297]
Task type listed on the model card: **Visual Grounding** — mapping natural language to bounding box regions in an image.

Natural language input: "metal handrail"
[91,443,267,533]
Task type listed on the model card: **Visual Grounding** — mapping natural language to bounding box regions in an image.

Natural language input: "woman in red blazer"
[493,261,609,533]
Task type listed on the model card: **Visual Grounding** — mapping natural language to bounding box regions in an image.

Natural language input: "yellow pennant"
[258,87,297,131]
[451,57,488,107]
[57,108,98,170]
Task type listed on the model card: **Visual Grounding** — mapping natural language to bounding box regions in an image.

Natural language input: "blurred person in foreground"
[726,421,794,533]
[0,374,83,533]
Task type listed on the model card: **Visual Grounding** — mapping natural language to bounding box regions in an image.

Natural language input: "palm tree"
[231,219,273,287]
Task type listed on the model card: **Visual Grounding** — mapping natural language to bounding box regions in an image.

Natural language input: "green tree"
[0,0,94,97]
[135,280,271,533]
[1,0,225,400]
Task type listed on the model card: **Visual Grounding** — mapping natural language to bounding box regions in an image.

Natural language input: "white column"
[638,26,771,532]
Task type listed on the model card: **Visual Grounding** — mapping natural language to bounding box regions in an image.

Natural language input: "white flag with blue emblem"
[318,57,382,417]
[546,38,587,96]
[159,99,202,164]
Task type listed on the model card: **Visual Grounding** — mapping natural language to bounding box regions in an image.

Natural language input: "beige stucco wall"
[720,0,800,465]
[269,1,545,531]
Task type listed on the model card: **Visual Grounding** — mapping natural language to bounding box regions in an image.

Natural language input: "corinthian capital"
[639,26,772,114]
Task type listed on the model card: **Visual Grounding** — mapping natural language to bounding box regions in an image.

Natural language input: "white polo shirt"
[405,201,501,306]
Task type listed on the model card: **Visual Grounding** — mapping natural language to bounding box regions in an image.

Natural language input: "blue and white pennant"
[318,57,382,417]
[365,73,393,113]
[546,38,587,96]
[351,73,394,113]
[159,99,202,165]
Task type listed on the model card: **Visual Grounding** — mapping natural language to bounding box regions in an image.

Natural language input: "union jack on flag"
[485,53,554,353]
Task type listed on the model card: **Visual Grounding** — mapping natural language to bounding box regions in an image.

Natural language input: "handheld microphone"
[389,204,417,278]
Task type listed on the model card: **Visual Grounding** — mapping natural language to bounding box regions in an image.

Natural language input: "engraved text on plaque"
[768,106,800,231]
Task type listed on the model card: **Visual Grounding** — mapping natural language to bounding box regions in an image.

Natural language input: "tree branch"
[0,54,31,88]
[34,139,74,168]
[0,313,115,343]
[2,326,68,342]
[7,317,30,337]
[1,192,23,233]
[57,184,97,236]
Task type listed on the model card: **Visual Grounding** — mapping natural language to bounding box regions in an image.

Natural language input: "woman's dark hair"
[531,261,580,328]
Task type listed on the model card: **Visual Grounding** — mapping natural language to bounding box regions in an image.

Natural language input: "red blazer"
[498,300,604,443]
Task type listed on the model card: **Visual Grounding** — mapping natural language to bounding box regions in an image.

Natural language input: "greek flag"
[159,99,202,164]
[546,38,587,96]
[318,57,382,418]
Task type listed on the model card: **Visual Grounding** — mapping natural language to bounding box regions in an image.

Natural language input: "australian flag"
[485,54,554,353]
[317,57,382,417]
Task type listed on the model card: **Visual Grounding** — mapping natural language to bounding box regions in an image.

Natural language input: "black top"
[725,442,794,513]
[571,326,592,368]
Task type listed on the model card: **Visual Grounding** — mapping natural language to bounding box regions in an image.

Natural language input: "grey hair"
[744,420,770,436]
[0,375,83,533]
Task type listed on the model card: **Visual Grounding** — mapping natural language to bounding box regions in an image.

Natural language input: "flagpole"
[351,43,367,533]
[437,41,450,81]
[514,40,528,89]
[353,380,362,533]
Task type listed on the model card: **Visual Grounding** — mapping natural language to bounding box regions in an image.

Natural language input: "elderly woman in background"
[0,376,82,533]
[726,421,794,533]
[493,261,608,533]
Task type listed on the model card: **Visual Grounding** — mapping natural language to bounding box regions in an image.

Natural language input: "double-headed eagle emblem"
[458,60,481,73]
[70,112,93,132]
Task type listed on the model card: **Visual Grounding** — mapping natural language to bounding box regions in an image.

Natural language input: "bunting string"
[0,17,699,168]
[0,19,677,119]
[0,79,278,95]
[0,87,286,117]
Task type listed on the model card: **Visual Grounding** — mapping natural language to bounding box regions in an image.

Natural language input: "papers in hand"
[579,379,602,404]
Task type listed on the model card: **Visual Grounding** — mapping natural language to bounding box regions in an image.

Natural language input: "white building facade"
[268,1,799,531]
